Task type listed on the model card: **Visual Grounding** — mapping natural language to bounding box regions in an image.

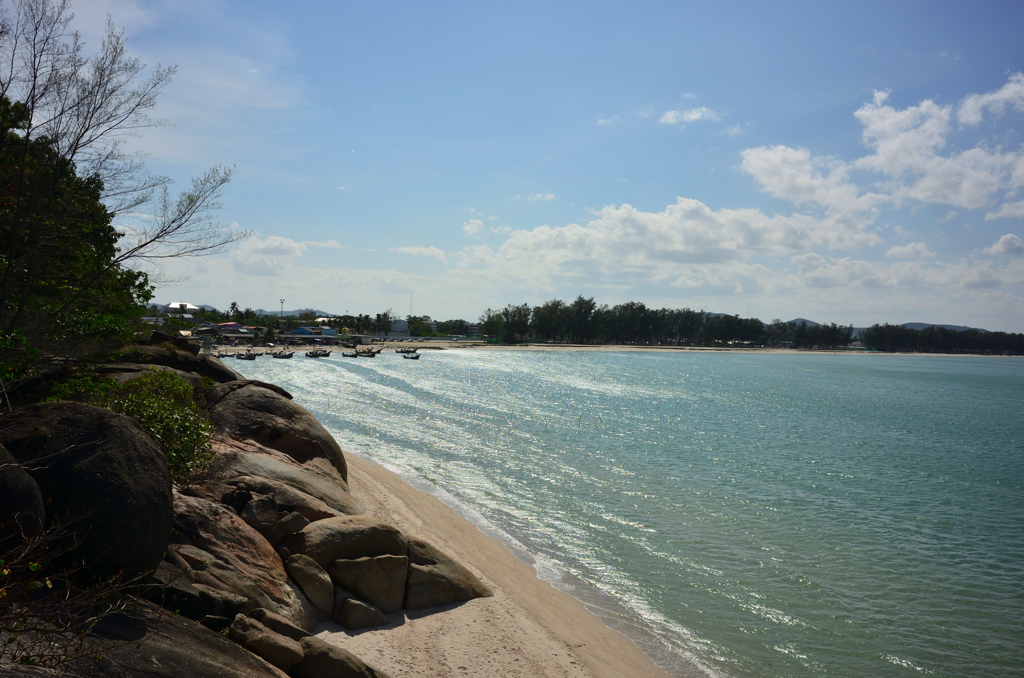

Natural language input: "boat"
[271,351,294,359]
[341,351,359,358]
[402,353,421,360]
[236,353,257,361]
[305,348,332,358]
[355,351,376,358]
[395,347,418,354]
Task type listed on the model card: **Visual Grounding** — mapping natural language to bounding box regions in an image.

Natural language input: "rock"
[291,636,390,678]
[403,538,492,610]
[0,443,44,545]
[175,544,216,571]
[241,495,280,531]
[0,402,172,580]
[335,598,389,630]
[97,362,205,387]
[261,511,310,546]
[284,554,335,616]
[172,492,318,630]
[206,382,348,481]
[281,516,408,570]
[89,603,289,678]
[200,615,232,632]
[197,355,244,383]
[328,555,408,614]
[221,486,253,513]
[228,614,304,671]
[151,330,201,356]
[247,608,311,642]
[189,442,361,516]
[114,345,242,383]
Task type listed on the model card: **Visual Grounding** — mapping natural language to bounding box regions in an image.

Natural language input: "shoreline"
[315,451,696,678]
[217,342,1021,359]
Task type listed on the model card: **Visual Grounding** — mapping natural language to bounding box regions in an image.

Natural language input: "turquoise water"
[233,351,1024,678]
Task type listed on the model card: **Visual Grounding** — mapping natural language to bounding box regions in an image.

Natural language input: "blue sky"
[74,0,1024,330]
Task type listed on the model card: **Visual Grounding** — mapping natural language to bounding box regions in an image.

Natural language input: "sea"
[231,349,1024,678]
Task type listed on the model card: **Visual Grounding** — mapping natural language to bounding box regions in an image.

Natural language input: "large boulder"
[206,382,348,481]
[171,492,323,631]
[227,614,304,671]
[188,441,361,517]
[335,598,389,630]
[284,555,335,616]
[0,443,45,545]
[0,402,172,579]
[115,345,242,383]
[328,555,408,614]
[403,538,491,610]
[88,604,290,678]
[280,516,408,570]
[96,363,206,388]
[290,636,390,678]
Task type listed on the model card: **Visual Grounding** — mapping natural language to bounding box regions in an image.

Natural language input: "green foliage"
[48,371,215,483]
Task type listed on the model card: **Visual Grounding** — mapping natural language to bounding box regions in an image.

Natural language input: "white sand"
[315,454,679,678]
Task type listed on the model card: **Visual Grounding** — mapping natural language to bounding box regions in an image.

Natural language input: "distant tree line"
[861,324,1024,354]
[477,296,854,348]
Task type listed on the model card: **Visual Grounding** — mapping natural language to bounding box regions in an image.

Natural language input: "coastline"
[218,342,1020,358]
[316,452,690,678]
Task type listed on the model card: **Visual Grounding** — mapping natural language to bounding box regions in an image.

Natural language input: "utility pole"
[280,299,285,319]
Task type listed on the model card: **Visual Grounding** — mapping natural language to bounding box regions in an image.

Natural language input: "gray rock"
[0,402,172,580]
[285,554,335,616]
[228,614,304,671]
[328,555,408,614]
[335,598,389,630]
[113,344,242,383]
[247,607,311,642]
[281,516,408,570]
[291,636,390,678]
[403,537,492,610]
[98,362,205,387]
[206,381,348,481]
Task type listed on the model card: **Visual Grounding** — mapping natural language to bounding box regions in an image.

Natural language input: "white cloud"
[597,115,619,126]
[984,234,1024,256]
[660,106,719,126]
[885,242,936,259]
[231,235,306,274]
[463,219,484,238]
[740,145,884,213]
[306,239,344,249]
[937,210,958,224]
[511,193,556,203]
[958,73,1024,125]
[723,125,746,136]
[985,200,1024,221]
[390,246,448,263]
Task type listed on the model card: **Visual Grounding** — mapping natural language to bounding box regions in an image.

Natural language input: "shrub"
[47,371,215,483]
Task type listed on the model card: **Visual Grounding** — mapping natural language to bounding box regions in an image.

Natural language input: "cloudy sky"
[73,0,1024,330]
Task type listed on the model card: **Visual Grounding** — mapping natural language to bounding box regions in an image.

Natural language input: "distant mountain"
[786,318,821,327]
[900,322,990,333]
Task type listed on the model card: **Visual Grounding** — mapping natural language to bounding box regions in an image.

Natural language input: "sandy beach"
[314,453,685,678]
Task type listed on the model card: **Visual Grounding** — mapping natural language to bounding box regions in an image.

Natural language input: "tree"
[0,0,248,384]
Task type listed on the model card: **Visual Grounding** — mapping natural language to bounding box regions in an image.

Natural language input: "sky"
[69,0,1024,330]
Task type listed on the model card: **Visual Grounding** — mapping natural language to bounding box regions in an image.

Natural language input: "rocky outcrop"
[0,443,44,545]
[206,381,349,481]
[0,402,172,580]
[280,516,408,567]
[88,605,291,678]
[114,345,242,383]
[0,340,491,678]
[170,492,324,631]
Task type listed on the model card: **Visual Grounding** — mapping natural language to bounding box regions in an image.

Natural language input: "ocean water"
[232,350,1024,678]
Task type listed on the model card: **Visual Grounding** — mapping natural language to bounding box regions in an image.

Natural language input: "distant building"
[388,319,410,338]
[164,302,200,313]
